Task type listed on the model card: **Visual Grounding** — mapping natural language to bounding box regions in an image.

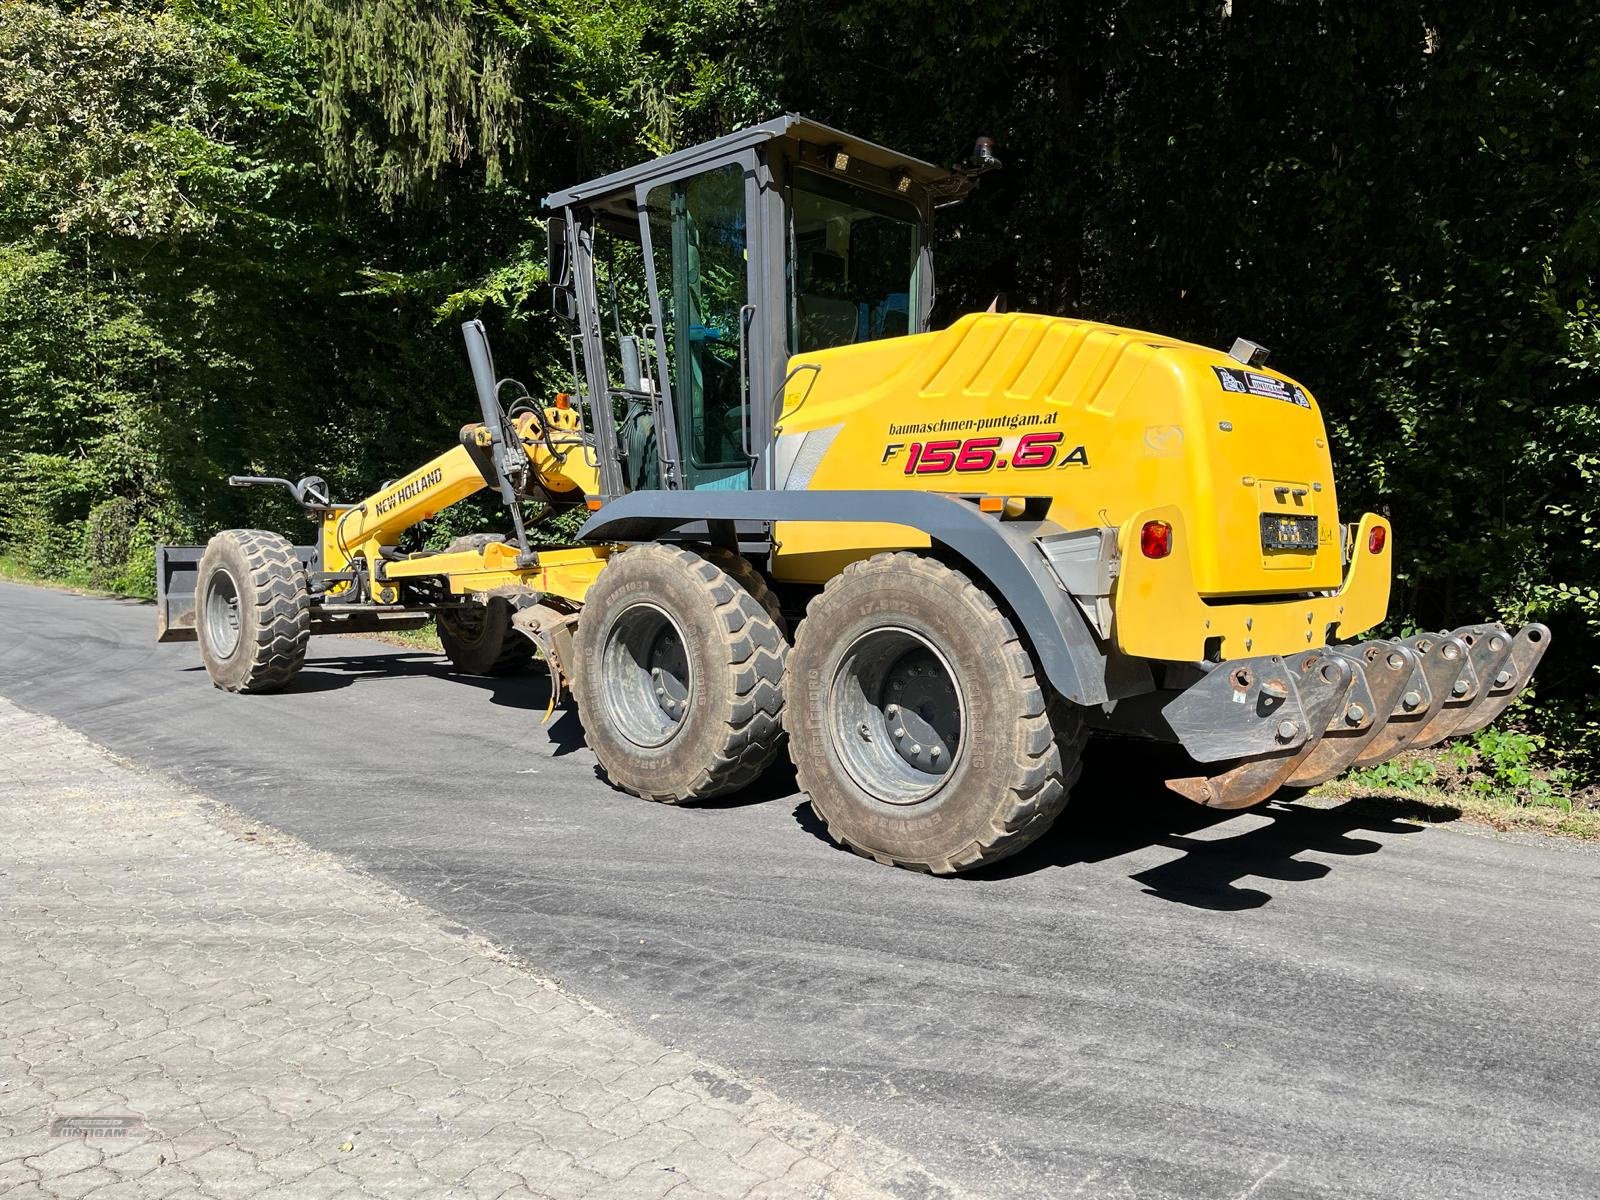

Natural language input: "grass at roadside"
[1314,737,1598,841]
[0,553,152,600]
[354,620,444,653]
[1,553,447,651]
[1311,778,1600,840]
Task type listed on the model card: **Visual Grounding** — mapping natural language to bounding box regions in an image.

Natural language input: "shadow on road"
[793,739,1457,907]
[233,647,1456,905]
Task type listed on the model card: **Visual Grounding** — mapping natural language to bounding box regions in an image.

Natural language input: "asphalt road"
[3,580,1597,1200]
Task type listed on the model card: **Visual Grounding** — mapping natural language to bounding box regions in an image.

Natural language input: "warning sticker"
[1213,366,1311,409]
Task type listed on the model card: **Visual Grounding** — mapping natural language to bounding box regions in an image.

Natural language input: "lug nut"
[911,743,922,755]
[858,722,871,739]
[929,747,941,760]
[1495,670,1512,688]
[893,727,906,739]
[886,705,899,717]
[1402,690,1422,710]
[1276,719,1299,741]
[1345,704,1366,725]
[1452,679,1469,696]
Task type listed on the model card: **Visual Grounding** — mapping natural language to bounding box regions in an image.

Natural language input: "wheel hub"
[441,606,488,645]
[882,653,961,773]
[829,626,965,805]
[600,603,693,748]
[649,630,690,721]
[204,568,242,660]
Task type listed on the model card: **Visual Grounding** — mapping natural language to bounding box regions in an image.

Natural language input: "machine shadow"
[257,648,1453,893]
[792,739,1453,907]
[593,751,800,810]
[973,742,1449,907]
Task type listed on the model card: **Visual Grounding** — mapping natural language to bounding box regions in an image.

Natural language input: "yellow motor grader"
[157,116,1549,873]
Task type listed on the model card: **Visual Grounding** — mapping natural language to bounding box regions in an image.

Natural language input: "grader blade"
[1283,641,1418,787]
[1166,652,1354,809]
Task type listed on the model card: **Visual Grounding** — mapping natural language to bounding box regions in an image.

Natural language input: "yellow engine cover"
[771,312,1388,658]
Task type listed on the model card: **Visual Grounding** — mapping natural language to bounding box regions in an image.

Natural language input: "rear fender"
[578,489,1133,707]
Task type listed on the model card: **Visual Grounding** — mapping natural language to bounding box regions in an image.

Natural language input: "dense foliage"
[1,1,1594,778]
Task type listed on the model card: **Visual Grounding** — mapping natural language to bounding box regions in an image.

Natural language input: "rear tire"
[573,545,787,802]
[438,598,533,675]
[697,546,788,635]
[785,552,1081,874]
[195,529,310,693]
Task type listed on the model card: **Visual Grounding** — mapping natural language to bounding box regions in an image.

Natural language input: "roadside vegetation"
[2,1,1595,804]
[1326,732,1600,841]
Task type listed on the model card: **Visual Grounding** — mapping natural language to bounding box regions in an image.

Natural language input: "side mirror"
[547,215,575,322]
[546,215,570,285]
[552,287,577,323]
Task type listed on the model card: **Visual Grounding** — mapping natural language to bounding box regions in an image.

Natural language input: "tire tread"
[200,529,310,693]
[575,545,788,803]
[787,551,1084,873]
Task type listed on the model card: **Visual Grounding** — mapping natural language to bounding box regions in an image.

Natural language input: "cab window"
[790,171,921,353]
[646,163,752,489]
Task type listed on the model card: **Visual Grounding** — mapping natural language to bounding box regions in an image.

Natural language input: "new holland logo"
[375,467,443,516]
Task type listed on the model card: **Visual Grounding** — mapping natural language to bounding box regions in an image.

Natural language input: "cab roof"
[541,114,963,211]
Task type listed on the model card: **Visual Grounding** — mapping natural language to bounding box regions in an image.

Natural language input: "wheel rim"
[204,568,242,660]
[600,602,692,748]
[829,625,964,804]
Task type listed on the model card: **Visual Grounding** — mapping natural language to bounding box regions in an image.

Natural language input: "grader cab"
[158,115,1549,873]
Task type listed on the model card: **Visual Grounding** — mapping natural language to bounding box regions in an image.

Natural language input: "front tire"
[573,545,787,802]
[785,553,1081,874]
[195,529,310,693]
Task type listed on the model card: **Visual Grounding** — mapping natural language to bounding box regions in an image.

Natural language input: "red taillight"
[1368,525,1387,554]
[1141,520,1172,559]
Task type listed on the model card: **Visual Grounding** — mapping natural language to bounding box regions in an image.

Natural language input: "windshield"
[790,171,921,353]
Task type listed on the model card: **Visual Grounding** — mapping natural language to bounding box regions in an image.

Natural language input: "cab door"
[639,154,768,492]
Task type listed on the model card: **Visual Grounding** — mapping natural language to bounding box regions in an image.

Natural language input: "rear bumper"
[1159,622,1551,808]
[1112,506,1391,660]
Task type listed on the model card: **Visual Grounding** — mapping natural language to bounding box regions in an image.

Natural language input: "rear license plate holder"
[1260,513,1318,552]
